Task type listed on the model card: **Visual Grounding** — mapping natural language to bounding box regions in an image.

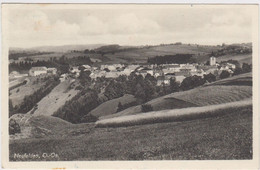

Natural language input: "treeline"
[213,45,252,57]
[9,76,60,117]
[147,54,196,65]
[9,55,93,74]
[84,45,140,56]
[9,80,27,91]
[9,52,54,60]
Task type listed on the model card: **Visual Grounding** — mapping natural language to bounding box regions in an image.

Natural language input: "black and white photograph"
[1,3,259,169]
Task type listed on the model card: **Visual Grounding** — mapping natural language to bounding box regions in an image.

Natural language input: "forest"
[147,54,196,65]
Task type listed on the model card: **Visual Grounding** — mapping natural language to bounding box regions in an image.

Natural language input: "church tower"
[210,56,216,66]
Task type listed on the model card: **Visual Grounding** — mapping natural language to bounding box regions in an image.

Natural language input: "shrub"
[219,70,230,79]
[9,119,21,135]
[141,104,153,112]
[80,114,98,123]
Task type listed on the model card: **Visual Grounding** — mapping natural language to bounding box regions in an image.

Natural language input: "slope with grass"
[31,79,79,116]
[216,54,252,64]
[96,99,251,127]
[9,77,48,107]
[89,94,137,118]
[9,105,252,160]
[10,114,94,140]
[102,73,252,119]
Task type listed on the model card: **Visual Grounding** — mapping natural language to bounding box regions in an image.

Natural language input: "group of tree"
[9,51,54,60]
[147,54,196,65]
[9,55,93,74]
[213,45,252,57]
[9,75,60,117]
[53,88,99,123]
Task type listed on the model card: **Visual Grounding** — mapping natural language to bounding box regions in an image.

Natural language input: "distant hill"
[9,43,252,65]
[10,44,105,53]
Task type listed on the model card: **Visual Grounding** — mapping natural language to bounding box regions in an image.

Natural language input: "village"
[9,56,236,88]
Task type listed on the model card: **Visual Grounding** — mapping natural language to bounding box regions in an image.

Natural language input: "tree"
[180,75,205,90]
[79,70,91,86]
[204,73,216,83]
[134,83,146,101]
[116,102,123,113]
[9,119,21,135]
[169,77,180,92]
[233,67,243,76]
[141,104,153,112]
[242,63,252,73]
[219,70,230,79]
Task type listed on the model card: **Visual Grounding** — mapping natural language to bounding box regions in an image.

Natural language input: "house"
[105,71,119,78]
[9,71,28,78]
[47,68,57,75]
[59,74,68,82]
[153,69,164,78]
[82,65,91,70]
[70,66,80,77]
[29,67,47,76]
[165,73,175,80]
[175,75,186,83]
[157,76,170,86]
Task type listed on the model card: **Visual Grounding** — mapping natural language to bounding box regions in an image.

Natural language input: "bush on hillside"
[9,119,21,135]
[141,104,153,112]
[220,70,231,79]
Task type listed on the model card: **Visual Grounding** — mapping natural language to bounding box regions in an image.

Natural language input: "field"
[9,77,48,107]
[32,79,79,116]
[102,73,252,119]
[216,54,252,64]
[12,44,252,66]
[205,72,252,86]
[89,94,137,117]
[9,105,252,161]
[171,86,252,106]
[96,99,251,127]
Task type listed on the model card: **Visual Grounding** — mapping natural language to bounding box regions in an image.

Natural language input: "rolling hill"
[9,43,252,65]
[101,73,252,120]
[10,104,252,160]
[89,94,137,118]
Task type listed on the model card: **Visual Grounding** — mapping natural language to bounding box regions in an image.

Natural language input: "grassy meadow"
[9,105,252,161]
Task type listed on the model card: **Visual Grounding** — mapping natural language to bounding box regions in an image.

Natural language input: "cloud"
[7,6,253,48]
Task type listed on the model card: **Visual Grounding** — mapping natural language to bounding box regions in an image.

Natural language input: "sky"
[5,4,254,48]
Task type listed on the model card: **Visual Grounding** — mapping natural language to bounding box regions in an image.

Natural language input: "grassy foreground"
[9,105,252,161]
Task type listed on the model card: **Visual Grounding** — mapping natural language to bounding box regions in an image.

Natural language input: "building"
[157,76,170,86]
[47,68,57,75]
[210,56,216,66]
[29,67,47,76]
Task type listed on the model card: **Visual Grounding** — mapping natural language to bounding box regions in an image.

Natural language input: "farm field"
[9,105,252,161]
[96,99,251,127]
[102,73,252,119]
[205,72,252,86]
[171,85,252,106]
[104,85,252,119]
[9,77,48,107]
[89,94,137,117]
[16,44,223,64]
[216,54,252,64]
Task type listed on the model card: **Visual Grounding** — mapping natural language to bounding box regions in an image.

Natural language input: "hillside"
[101,73,252,120]
[9,43,252,65]
[10,114,94,140]
[89,94,137,117]
[32,79,79,116]
[10,105,252,160]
